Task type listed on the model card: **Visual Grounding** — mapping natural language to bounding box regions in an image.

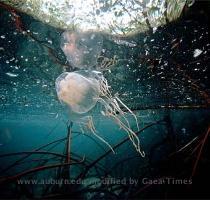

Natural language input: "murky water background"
[0,1,210,199]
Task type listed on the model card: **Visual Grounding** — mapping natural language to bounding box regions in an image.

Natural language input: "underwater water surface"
[0,1,210,199]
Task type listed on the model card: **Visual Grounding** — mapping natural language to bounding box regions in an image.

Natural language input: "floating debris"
[5,72,18,77]
[113,39,137,47]
[193,49,203,58]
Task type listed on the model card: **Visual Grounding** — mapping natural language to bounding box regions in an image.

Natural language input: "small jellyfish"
[56,70,145,157]
[60,31,103,69]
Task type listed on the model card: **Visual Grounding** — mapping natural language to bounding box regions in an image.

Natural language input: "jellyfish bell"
[60,31,103,69]
[55,71,100,114]
[55,70,145,157]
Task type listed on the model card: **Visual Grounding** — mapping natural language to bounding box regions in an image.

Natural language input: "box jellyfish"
[60,31,103,69]
[55,70,145,157]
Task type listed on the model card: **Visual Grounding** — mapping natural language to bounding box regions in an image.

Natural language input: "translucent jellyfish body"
[60,31,103,69]
[56,70,145,156]
[55,71,99,114]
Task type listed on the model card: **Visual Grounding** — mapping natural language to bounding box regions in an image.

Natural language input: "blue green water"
[0,2,210,199]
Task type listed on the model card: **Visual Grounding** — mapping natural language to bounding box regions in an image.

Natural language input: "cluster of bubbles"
[56,30,144,156]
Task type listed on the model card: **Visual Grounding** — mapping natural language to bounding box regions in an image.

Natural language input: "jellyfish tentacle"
[111,112,136,146]
[96,97,113,114]
[98,97,130,130]
[99,77,112,98]
[97,82,144,156]
[99,78,139,131]
[106,110,145,157]
[99,74,140,131]
[109,110,141,154]
[86,116,96,133]
[115,96,140,131]
[98,78,132,129]
[99,97,144,156]
[109,98,132,130]
[87,116,115,154]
